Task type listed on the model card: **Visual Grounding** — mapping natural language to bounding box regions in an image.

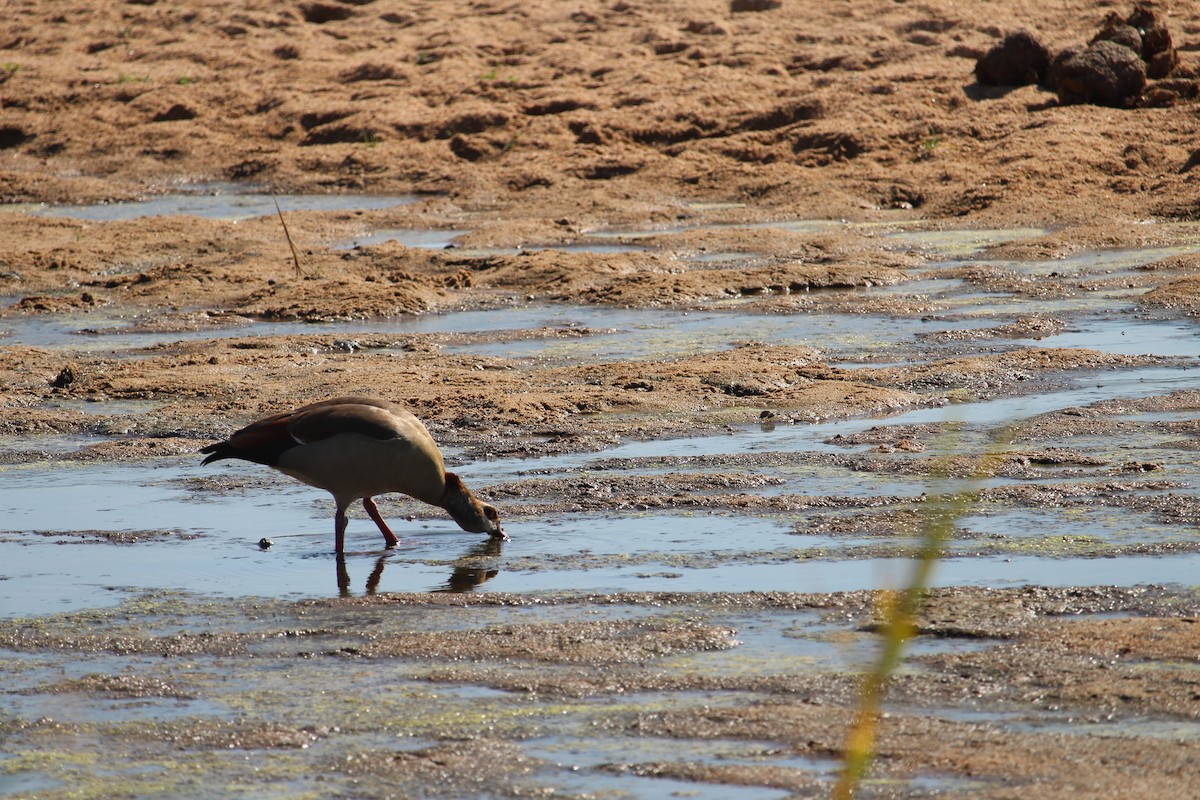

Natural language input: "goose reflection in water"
[336,537,504,596]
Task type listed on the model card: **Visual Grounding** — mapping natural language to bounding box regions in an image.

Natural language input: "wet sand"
[3,1,1200,797]
[1,588,1197,798]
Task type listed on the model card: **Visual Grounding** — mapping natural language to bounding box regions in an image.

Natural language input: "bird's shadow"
[336,537,504,596]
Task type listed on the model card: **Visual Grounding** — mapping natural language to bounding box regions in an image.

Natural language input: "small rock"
[1055,39,1147,107]
[258,538,273,550]
[1121,461,1162,472]
[1091,14,1142,54]
[1046,46,1081,91]
[730,0,781,12]
[50,364,77,388]
[299,2,354,24]
[975,30,1050,86]
[152,104,197,122]
[1142,79,1200,108]
[684,19,730,36]
[1128,3,1178,78]
[0,125,33,149]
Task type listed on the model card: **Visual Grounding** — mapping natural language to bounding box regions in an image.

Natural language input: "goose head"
[441,472,505,539]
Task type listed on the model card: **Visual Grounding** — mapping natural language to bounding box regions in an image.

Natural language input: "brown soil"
[3,2,1200,446]
[4,0,1200,222]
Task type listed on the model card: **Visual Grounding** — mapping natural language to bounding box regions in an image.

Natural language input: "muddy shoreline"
[2,587,1198,798]
[4,1,1200,798]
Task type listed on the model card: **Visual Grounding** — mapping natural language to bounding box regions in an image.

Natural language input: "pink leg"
[363,497,400,548]
[334,504,349,555]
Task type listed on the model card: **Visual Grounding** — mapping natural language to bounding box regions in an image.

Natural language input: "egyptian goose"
[200,397,504,554]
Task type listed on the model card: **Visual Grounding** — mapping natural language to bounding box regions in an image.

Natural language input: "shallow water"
[524,736,821,799]
[0,302,980,362]
[333,226,654,256]
[579,218,1049,254]
[9,302,1192,374]
[442,306,985,364]
[1016,316,1200,358]
[984,244,1197,276]
[335,227,466,250]
[8,189,417,222]
[882,226,1051,257]
[3,213,1200,616]
[4,357,1199,617]
[5,207,1200,799]
[511,363,1198,469]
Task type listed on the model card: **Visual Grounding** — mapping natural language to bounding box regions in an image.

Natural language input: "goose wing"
[202,397,412,466]
[287,400,408,444]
